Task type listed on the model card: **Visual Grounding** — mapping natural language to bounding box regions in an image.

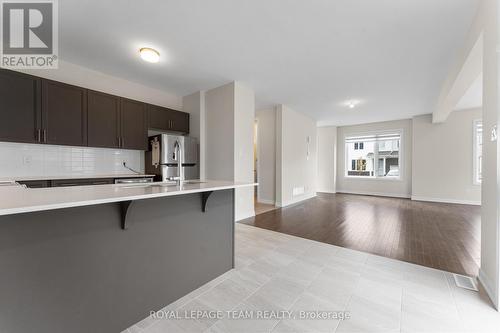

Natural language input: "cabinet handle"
[118,137,121,147]
[121,137,125,147]
[35,129,41,142]
[43,129,47,143]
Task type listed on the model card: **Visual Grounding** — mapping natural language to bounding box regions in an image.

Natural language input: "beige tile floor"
[125,223,500,333]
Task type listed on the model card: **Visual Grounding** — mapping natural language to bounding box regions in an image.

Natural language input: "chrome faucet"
[173,139,184,186]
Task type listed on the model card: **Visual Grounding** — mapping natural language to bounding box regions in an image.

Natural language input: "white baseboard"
[411,196,481,206]
[336,190,410,199]
[317,190,336,194]
[479,269,499,310]
[276,192,317,208]
[256,198,275,205]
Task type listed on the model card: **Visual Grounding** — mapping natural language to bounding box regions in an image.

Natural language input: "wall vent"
[453,273,478,291]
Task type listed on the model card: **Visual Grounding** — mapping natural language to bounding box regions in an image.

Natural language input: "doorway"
[253,115,277,216]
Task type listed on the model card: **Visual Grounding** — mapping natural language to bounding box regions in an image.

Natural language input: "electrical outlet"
[23,155,32,165]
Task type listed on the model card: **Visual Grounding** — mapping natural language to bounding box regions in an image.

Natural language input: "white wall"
[205,83,235,181]
[183,91,206,179]
[204,82,255,220]
[317,126,337,193]
[16,60,183,110]
[478,0,500,309]
[412,110,482,205]
[0,142,143,178]
[255,108,276,204]
[336,119,413,198]
[276,105,317,207]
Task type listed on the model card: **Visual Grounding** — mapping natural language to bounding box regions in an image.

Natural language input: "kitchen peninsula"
[0,180,255,333]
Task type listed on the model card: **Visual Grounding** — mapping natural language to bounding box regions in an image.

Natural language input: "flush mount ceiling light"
[343,100,361,109]
[139,47,160,63]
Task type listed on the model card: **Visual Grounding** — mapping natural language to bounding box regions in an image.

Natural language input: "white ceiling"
[59,0,479,126]
[455,74,483,111]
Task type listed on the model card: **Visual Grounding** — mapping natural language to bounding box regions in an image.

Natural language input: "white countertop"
[0,180,257,216]
[0,174,156,182]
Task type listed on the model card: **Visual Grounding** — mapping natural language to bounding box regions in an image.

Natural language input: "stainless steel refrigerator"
[145,134,199,182]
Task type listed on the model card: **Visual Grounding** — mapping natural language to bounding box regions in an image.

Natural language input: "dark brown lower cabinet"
[51,178,114,187]
[18,180,50,188]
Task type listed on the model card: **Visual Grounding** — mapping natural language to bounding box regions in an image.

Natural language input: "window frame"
[473,119,482,186]
[344,129,404,181]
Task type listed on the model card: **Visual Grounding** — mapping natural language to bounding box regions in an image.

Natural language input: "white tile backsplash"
[0,142,144,178]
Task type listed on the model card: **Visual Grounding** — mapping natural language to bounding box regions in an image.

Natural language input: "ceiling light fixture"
[139,47,160,63]
[343,100,361,109]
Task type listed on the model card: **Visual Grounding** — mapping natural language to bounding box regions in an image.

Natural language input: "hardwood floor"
[242,193,481,277]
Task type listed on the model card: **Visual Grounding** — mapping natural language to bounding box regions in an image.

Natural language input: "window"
[345,132,402,179]
[353,142,364,150]
[473,120,483,185]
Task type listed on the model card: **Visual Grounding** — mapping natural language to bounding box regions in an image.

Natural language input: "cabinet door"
[147,104,168,130]
[50,178,113,187]
[42,80,87,146]
[88,91,120,148]
[18,180,50,188]
[170,110,190,133]
[120,98,147,150]
[0,69,41,143]
[89,178,114,186]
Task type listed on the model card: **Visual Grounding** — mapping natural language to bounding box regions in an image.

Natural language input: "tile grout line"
[201,241,287,332]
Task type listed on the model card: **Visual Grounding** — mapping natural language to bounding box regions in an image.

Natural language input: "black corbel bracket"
[121,191,214,230]
[120,200,134,230]
[201,191,214,212]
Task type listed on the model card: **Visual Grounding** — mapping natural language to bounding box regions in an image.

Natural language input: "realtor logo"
[1,0,58,68]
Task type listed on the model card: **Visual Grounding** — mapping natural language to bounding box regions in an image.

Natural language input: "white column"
[203,82,255,221]
[183,91,206,179]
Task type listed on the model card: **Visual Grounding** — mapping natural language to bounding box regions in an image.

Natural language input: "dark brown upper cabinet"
[42,80,87,146]
[147,104,189,133]
[87,90,121,148]
[170,109,189,133]
[147,104,169,130]
[0,69,189,151]
[0,69,41,143]
[120,98,147,150]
